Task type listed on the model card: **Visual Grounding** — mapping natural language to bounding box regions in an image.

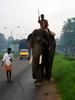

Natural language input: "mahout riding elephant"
[27,29,56,83]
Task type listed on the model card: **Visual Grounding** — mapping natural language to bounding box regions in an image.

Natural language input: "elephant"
[27,29,56,83]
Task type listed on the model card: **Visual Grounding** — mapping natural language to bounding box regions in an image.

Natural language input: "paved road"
[0,58,42,100]
[0,58,61,100]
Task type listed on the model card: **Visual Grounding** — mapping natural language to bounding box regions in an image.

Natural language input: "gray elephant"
[27,29,56,83]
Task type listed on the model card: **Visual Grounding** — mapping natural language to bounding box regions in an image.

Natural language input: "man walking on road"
[2,48,14,82]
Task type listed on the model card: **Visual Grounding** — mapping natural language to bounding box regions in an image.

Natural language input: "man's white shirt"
[2,53,13,65]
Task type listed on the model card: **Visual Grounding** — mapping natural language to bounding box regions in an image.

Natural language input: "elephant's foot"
[45,80,51,84]
[34,79,43,86]
[34,79,38,84]
[34,81,43,86]
[44,77,55,84]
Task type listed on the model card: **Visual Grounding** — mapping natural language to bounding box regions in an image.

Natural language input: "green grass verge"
[0,52,4,60]
[52,53,75,100]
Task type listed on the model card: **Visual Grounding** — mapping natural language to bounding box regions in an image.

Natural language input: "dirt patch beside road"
[37,80,62,100]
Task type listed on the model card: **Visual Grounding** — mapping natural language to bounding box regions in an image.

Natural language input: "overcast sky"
[0,0,75,39]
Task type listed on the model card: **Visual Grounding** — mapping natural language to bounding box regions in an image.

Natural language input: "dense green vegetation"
[0,52,4,60]
[58,18,75,55]
[0,33,8,51]
[53,53,75,100]
[0,33,20,51]
[56,17,75,99]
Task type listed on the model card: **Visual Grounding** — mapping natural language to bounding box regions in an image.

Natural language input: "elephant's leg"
[36,55,44,83]
[44,48,54,81]
[36,64,43,82]
[44,62,50,81]
[32,62,38,79]
[42,53,46,81]
[32,56,42,82]
[41,62,45,82]
[32,55,39,79]
[48,45,56,80]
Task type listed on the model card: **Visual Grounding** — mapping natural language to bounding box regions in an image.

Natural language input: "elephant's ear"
[27,33,32,41]
[27,33,34,48]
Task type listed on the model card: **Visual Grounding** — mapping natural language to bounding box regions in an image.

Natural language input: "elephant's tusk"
[39,54,42,64]
[30,56,33,64]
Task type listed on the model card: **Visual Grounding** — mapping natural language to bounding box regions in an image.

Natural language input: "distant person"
[2,48,14,82]
[38,14,55,36]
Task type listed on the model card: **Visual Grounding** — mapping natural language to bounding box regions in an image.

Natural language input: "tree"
[13,39,20,45]
[59,18,75,55]
[7,36,20,51]
[0,33,8,51]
